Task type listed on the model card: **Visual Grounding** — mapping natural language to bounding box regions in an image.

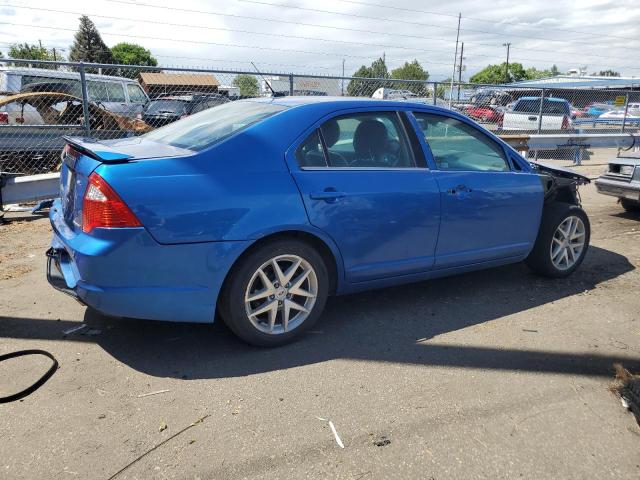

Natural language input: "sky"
[0,0,639,80]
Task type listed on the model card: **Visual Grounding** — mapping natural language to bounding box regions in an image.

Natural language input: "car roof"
[518,96,568,102]
[249,95,439,110]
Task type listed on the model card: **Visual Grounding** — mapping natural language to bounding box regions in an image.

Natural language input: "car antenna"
[250,62,285,98]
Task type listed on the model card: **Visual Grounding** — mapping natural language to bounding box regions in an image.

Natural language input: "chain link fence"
[1,59,638,175]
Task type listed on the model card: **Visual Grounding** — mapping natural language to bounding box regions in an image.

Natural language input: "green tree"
[390,59,429,95]
[8,43,59,69]
[346,57,389,97]
[233,74,259,97]
[110,42,158,78]
[595,69,620,77]
[69,15,113,68]
[470,62,529,84]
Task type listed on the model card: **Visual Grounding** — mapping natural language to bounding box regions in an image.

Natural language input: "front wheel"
[526,203,590,278]
[219,239,329,347]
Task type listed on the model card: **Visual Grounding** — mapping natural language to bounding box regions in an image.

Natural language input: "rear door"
[412,111,543,269]
[288,109,441,283]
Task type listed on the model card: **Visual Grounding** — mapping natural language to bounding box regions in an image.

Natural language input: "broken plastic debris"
[62,324,88,335]
[137,389,170,398]
[316,417,344,448]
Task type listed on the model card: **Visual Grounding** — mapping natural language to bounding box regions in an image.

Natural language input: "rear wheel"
[620,198,640,213]
[526,203,590,278]
[219,239,329,347]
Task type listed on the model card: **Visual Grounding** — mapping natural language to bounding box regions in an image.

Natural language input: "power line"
[104,0,635,63]
[237,0,636,48]
[327,0,639,42]
[105,0,454,45]
[0,21,475,67]
[0,3,455,56]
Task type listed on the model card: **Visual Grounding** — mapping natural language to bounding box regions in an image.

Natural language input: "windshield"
[144,100,188,115]
[514,99,570,115]
[143,100,288,151]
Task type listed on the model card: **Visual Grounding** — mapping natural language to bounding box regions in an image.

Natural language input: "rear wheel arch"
[219,230,341,304]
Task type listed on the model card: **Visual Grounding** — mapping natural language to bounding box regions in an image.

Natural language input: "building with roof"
[510,75,640,90]
[138,72,220,97]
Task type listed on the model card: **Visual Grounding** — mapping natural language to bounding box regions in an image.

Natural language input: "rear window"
[144,100,188,115]
[143,101,288,151]
[513,99,570,115]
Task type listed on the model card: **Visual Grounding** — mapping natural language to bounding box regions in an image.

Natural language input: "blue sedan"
[48,97,591,346]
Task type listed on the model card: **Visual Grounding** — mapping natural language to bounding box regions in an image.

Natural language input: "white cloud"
[0,0,638,78]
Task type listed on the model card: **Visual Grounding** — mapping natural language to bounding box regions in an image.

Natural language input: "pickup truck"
[501,97,573,132]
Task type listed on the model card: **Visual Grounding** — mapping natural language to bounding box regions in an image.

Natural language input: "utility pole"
[503,43,511,83]
[341,58,345,96]
[448,13,461,107]
[457,42,464,100]
[52,48,57,61]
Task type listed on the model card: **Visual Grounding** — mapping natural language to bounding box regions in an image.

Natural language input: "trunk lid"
[59,136,192,230]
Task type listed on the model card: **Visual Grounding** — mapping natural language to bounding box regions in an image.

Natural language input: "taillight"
[0,112,7,124]
[82,172,141,233]
[561,115,570,130]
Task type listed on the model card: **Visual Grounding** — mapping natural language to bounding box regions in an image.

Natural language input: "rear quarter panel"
[98,116,311,245]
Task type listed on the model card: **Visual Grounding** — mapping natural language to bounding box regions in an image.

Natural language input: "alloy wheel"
[550,215,586,270]
[244,254,318,334]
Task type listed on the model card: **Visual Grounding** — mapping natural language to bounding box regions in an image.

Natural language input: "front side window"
[413,113,509,172]
[144,100,287,151]
[126,83,148,103]
[317,112,415,168]
[106,82,126,102]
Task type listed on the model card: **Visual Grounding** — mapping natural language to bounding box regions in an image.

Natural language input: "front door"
[289,110,441,283]
[412,112,544,269]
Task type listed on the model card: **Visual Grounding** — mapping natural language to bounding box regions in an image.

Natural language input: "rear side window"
[87,81,109,102]
[317,112,415,168]
[296,130,327,167]
[144,101,287,151]
[513,99,570,115]
[413,113,509,172]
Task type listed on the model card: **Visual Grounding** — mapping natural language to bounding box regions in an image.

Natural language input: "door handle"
[310,190,346,201]
[446,185,472,195]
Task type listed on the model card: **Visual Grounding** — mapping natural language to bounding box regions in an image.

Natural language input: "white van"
[0,67,149,118]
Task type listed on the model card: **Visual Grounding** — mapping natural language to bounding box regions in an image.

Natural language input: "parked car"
[595,152,640,212]
[501,97,573,131]
[469,89,513,107]
[464,105,504,123]
[47,97,591,346]
[584,102,615,118]
[0,67,149,118]
[140,93,230,127]
[0,92,151,174]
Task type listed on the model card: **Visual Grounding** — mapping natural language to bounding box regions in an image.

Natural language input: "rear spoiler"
[62,136,133,163]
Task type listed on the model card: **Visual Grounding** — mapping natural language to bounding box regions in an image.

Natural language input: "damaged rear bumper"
[595,177,640,201]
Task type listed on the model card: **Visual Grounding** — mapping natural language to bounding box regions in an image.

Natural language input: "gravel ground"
[1,159,639,480]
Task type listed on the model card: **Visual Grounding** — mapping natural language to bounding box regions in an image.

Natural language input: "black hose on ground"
[0,349,58,403]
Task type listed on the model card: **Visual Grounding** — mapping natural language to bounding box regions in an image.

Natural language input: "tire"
[526,203,590,278]
[620,198,640,213]
[219,238,329,347]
